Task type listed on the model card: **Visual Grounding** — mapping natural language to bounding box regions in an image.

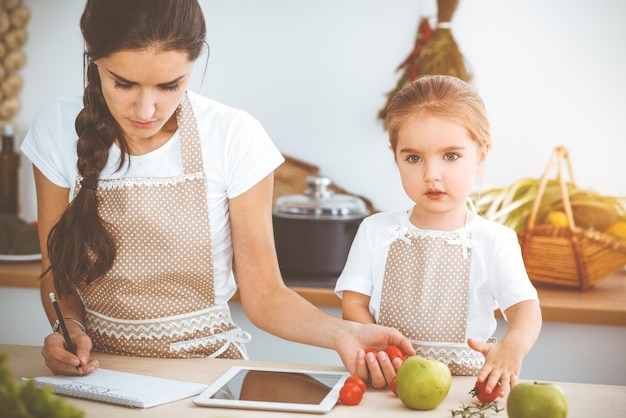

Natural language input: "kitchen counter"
[1,261,625,326]
[3,344,625,417]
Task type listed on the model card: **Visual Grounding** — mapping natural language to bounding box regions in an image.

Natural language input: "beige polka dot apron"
[378,216,484,375]
[75,94,250,359]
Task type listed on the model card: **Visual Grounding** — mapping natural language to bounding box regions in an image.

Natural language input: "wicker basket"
[518,146,626,290]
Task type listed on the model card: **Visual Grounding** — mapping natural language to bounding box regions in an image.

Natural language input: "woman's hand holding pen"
[42,324,99,376]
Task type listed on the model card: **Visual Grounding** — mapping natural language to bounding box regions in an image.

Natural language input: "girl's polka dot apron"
[75,94,250,359]
[378,217,485,375]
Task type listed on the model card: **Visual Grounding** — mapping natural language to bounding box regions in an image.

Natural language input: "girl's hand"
[468,337,521,398]
[469,299,542,397]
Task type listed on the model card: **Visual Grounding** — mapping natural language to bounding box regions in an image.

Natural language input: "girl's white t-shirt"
[21,91,285,305]
[335,210,539,342]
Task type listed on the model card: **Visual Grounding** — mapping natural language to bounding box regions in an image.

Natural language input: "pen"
[49,292,77,355]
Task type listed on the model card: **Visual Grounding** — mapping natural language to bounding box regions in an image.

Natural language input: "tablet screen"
[194,366,350,414]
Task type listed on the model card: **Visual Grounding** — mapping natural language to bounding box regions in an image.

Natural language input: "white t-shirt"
[21,91,285,305]
[334,210,539,342]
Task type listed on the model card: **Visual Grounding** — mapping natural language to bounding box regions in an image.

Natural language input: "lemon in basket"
[547,211,569,227]
[606,221,626,239]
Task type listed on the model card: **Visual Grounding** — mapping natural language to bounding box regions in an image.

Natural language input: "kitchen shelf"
[1,261,624,326]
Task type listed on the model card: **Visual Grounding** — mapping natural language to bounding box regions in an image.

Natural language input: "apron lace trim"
[169,328,252,358]
[383,226,473,259]
[84,305,236,340]
[412,340,484,370]
[79,172,205,191]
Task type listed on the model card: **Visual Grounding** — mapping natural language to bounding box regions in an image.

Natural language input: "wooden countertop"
[3,344,625,417]
[1,261,625,326]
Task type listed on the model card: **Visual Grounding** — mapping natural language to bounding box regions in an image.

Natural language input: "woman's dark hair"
[47,0,207,297]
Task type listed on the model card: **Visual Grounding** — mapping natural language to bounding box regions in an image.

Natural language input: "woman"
[22,0,413,383]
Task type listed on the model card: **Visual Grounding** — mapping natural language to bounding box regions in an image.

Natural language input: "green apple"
[395,355,451,410]
[507,381,568,418]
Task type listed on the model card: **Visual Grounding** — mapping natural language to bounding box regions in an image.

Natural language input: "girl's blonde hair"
[386,75,491,155]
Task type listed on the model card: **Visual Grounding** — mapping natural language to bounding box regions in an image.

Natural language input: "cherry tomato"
[384,345,406,362]
[364,348,378,356]
[339,383,363,406]
[344,376,366,394]
[390,376,397,396]
[470,379,500,403]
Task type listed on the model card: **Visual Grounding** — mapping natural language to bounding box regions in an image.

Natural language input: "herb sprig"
[450,400,504,417]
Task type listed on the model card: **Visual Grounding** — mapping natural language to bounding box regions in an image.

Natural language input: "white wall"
[13,0,626,221]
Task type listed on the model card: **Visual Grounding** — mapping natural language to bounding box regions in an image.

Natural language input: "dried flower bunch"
[379,0,471,125]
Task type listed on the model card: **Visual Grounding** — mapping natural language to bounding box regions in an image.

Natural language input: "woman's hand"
[336,322,414,389]
[340,292,408,388]
[42,328,98,376]
[361,348,405,389]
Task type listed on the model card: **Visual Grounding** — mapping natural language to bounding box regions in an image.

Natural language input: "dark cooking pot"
[273,176,369,279]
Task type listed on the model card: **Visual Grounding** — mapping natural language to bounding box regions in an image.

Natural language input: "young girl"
[335,75,542,397]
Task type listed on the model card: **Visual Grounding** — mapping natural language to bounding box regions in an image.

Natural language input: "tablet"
[193,365,350,414]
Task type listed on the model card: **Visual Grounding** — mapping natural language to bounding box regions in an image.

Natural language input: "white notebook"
[25,368,208,408]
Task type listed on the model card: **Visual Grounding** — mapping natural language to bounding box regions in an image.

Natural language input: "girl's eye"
[407,155,422,163]
[113,81,132,90]
[444,152,459,161]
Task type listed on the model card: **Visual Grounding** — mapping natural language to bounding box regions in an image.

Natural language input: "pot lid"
[273,176,368,219]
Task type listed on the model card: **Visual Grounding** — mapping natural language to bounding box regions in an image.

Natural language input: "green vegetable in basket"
[471,178,626,233]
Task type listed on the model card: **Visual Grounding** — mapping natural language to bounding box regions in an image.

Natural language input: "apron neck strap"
[176,93,204,174]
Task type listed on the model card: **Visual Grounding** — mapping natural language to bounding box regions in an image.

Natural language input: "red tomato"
[364,348,378,356]
[390,376,397,396]
[384,345,406,361]
[470,379,500,403]
[344,376,366,394]
[339,383,363,406]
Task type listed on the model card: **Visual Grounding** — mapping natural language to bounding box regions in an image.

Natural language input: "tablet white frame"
[193,365,350,414]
